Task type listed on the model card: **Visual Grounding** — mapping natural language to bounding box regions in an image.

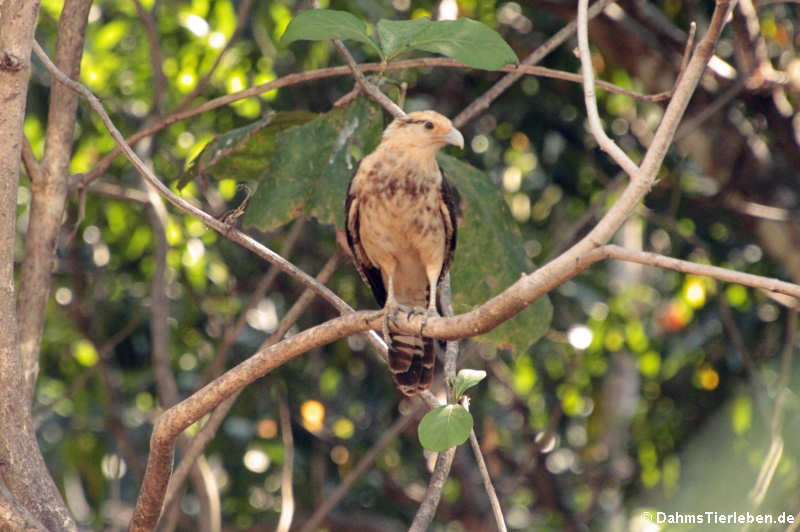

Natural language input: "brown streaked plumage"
[345,111,462,395]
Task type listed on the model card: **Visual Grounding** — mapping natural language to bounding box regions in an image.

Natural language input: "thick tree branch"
[17,0,93,402]
[126,230,800,531]
[0,479,47,532]
[0,0,79,529]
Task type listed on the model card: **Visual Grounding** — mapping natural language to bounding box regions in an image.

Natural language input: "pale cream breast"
[353,147,447,306]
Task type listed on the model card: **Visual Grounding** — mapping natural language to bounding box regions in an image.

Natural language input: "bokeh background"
[22,0,800,530]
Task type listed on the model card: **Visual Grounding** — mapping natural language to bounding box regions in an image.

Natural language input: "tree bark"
[17,0,93,401]
[0,0,79,530]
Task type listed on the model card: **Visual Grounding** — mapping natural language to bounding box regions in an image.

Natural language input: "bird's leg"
[381,275,413,344]
[417,271,442,336]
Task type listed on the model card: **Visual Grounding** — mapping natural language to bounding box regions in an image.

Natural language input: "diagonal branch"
[453,0,618,128]
[407,446,457,532]
[332,40,405,118]
[33,40,382,346]
[466,417,506,531]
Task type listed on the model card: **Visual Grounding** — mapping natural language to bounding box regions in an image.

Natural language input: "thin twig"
[332,40,405,118]
[595,245,800,298]
[676,22,697,86]
[577,0,642,178]
[464,398,506,532]
[453,0,618,128]
[750,310,796,506]
[298,402,424,532]
[276,393,295,532]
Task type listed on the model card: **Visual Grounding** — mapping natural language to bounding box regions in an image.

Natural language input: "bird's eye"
[424,121,434,130]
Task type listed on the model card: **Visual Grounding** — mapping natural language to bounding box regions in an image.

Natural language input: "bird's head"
[381,111,464,153]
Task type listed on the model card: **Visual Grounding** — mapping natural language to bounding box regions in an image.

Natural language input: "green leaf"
[418,405,473,452]
[377,18,518,69]
[376,18,430,60]
[242,97,384,231]
[439,154,552,354]
[280,9,382,57]
[455,369,486,398]
[179,111,318,190]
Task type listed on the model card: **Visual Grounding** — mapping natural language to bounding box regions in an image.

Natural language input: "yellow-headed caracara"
[345,111,463,395]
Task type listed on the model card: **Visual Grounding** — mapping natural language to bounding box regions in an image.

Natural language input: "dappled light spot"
[301,400,325,432]
[243,448,270,473]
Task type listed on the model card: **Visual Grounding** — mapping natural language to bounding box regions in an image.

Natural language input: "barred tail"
[388,332,435,396]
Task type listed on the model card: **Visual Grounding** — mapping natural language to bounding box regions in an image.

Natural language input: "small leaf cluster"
[281,8,519,70]
[418,369,486,452]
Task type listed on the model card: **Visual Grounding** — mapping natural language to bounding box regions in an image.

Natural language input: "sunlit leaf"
[377,18,518,69]
[454,369,486,398]
[439,154,552,354]
[280,9,382,57]
[242,97,383,231]
[418,404,472,452]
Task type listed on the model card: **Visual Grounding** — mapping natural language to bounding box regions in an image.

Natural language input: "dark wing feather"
[438,168,459,281]
[345,171,387,307]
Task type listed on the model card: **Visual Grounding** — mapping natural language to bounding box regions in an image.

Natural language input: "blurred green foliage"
[22,0,800,530]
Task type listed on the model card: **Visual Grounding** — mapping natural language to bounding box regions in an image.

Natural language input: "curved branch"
[577,0,641,177]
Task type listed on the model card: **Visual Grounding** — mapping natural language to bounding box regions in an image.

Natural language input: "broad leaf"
[376,19,430,60]
[377,18,518,69]
[280,9,382,57]
[179,111,317,189]
[418,404,473,452]
[455,369,487,398]
[439,154,552,354]
[242,97,384,231]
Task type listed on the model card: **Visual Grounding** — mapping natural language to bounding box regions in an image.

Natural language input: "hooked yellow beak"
[443,128,464,149]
